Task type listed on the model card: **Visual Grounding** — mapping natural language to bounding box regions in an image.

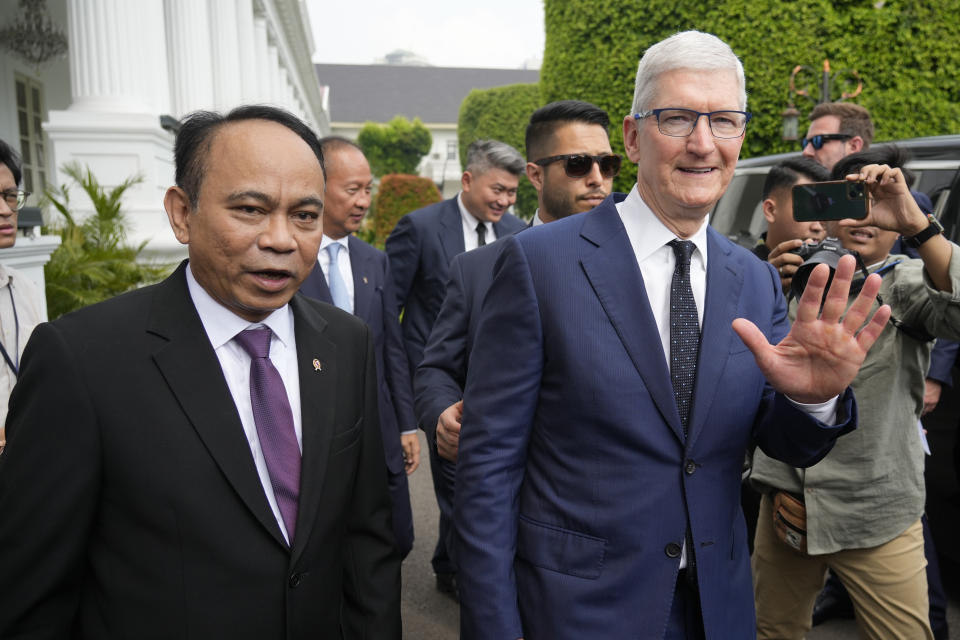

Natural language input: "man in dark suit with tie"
[385,138,526,596]
[454,31,892,640]
[300,136,419,558]
[415,99,619,467]
[0,106,401,639]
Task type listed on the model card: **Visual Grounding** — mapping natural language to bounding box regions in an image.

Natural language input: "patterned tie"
[234,328,301,543]
[668,239,700,434]
[325,243,351,312]
[476,221,487,247]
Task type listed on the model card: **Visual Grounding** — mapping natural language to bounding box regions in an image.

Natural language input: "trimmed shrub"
[458,83,541,219]
[372,174,442,245]
[358,116,433,177]
[540,0,960,195]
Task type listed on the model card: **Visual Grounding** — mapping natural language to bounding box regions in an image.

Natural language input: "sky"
[304,0,546,69]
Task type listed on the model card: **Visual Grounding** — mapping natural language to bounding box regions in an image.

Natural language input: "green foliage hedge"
[358,116,433,177]
[458,83,541,218]
[540,0,960,195]
[372,174,442,244]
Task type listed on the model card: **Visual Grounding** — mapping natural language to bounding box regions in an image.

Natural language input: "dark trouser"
[387,467,414,559]
[427,441,457,575]
[665,569,705,640]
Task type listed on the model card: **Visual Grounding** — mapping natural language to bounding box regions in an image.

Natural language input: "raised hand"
[732,254,891,404]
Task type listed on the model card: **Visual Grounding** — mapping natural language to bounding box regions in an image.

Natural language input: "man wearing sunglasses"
[0,139,44,454]
[454,31,892,640]
[801,102,873,171]
[413,101,617,599]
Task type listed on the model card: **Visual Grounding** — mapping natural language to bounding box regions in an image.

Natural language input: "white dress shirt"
[458,192,495,252]
[532,209,546,227]
[318,234,355,313]
[186,265,303,544]
[616,185,837,566]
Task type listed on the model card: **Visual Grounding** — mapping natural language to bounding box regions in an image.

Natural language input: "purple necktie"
[234,328,301,543]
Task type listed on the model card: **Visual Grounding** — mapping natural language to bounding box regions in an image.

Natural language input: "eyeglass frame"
[0,189,29,211]
[633,108,752,139]
[533,153,623,179]
[800,133,853,151]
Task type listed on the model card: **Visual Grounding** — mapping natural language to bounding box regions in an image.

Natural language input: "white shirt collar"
[618,184,709,272]
[319,233,349,255]
[457,192,489,231]
[532,209,546,226]
[186,262,295,351]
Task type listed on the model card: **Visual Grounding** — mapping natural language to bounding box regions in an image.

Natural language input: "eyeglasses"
[800,134,852,151]
[634,108,752,139]
[1,189,29,211]
[534,153,623,179]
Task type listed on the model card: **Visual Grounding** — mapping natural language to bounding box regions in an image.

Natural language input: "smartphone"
[792,180,868,222]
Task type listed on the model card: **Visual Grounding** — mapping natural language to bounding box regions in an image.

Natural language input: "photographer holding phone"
[750,146,960,640]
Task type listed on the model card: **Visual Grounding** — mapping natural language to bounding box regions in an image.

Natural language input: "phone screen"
[792,180,868,222]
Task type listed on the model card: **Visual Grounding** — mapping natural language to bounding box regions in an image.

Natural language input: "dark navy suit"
[385,195,525,575]
[300,236,415,556]
[455,194,856,639]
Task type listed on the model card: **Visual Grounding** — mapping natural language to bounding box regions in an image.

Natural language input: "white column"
[141,0,171,115]
[236,0,257,103]
[66,0,152,112]
[267,43,281,105]
[165,0,215,117]
[208,0,242,110]
[253,16,271,103]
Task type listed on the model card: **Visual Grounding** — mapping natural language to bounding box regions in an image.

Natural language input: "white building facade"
[0,0,330,260]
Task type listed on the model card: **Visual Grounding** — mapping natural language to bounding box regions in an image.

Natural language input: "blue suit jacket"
[414,227,527,446]
[300,236,414,476]
[385,196,526,384]
[454,194,856,640]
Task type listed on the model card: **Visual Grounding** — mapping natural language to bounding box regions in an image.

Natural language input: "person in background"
[0,138,44,452]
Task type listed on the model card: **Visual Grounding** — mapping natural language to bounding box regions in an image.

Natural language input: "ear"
[762,197,777,225]
[623,116,642,164]
[526,161,545,193]
[164,186,192,245]
[461,170,473,193]
[848,136,865,154]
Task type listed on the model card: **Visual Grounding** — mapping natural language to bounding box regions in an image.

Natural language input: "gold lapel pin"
[313,359,322,372]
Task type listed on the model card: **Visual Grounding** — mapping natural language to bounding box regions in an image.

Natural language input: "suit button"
[685,460,697,475]
[665,542,682,558]
[289,572,303,588]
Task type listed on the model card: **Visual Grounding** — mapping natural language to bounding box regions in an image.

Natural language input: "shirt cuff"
[786,395,841,425]
[400,429,418,436]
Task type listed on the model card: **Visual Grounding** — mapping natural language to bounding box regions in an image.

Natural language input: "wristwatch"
[903,213,944,249]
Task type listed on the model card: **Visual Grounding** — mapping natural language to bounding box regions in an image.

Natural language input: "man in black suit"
[385,137,526,596]
[415,99,620,465]
[300,136,419,558]
[0,106,401,639]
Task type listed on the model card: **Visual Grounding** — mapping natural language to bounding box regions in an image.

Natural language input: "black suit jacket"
[0,262,401,639]
[384,195,526,381]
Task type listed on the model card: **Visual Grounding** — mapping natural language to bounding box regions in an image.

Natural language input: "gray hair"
[631,31,747,115]
[464,139,525,176]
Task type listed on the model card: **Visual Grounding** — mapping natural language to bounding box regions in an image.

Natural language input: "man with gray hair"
[454,31,891,639]
[385,138,525,599]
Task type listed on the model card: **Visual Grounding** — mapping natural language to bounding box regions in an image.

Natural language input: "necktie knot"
[326,242,342,261]
[234,327,272,360]
[669,239,696,267]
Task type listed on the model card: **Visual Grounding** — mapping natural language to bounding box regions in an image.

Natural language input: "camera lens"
[848,182,864,199]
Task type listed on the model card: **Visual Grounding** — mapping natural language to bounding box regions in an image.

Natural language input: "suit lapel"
[578,202,685,442]
[439,198,465,265]
[347,236,373,321]
[288,294,338,565]
[148,263,287,549]
[685,229,743,448]
[299,262,333,305]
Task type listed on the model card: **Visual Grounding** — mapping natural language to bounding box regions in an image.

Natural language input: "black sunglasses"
[801,134,852,151]
[534,153,622,179]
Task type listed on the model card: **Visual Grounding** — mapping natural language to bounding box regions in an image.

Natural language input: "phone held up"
[792,180,869,222]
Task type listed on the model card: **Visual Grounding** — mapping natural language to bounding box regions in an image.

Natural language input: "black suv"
[710,134,960,563]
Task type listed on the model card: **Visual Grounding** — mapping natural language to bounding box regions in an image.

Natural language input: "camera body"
[788,237,858,299]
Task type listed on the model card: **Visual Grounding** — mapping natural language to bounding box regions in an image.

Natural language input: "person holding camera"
[750,146,960,640]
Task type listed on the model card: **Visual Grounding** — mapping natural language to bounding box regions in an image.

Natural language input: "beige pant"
[752,494,932,640]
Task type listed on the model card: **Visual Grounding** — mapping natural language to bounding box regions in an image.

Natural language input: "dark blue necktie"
[476,221,487,247]
[668,239,700,434]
